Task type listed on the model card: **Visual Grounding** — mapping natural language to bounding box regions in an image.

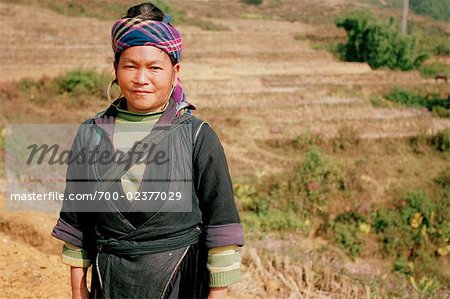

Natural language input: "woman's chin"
[128,99,164,113]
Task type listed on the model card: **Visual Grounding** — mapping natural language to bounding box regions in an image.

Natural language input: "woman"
[51,3,244,299]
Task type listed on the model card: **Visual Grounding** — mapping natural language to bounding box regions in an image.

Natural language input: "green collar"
[116,99,165,122]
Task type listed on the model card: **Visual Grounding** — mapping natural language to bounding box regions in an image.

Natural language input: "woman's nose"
[133,69,149,85]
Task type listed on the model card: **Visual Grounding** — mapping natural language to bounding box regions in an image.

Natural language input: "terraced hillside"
[1,1,449,298]
[2,2,449,177]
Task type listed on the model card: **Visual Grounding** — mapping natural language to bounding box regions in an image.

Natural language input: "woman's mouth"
[132,90,154,95]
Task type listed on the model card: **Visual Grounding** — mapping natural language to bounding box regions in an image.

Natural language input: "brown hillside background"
[0,0,449,298]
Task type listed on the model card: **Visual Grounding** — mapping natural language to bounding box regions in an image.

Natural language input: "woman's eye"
[151,66,162,70]
[124,65,135,69]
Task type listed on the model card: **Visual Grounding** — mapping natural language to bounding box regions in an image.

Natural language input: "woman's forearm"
[208,287,228,299]
[70,266,89,299]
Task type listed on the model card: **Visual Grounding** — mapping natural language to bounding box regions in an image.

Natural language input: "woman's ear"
[113,61,118,80]
[173,63,180,85]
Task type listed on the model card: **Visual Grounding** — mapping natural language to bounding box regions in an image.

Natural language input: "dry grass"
[230,244,449,298]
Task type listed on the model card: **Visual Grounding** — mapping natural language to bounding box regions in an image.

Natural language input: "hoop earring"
[107,79,121,104]
[162,84,176,110]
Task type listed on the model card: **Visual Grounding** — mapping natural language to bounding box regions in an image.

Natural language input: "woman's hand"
[70,266,90,299]
[208,287,228,299]
[72,287,90,299]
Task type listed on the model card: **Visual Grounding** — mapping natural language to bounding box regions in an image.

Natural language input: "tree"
[335,9,428,70]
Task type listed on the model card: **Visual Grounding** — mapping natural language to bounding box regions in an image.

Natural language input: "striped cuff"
[61,242,92,268]
[207,245,241,287]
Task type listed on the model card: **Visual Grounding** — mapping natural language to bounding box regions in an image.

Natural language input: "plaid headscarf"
[111,17,192,110]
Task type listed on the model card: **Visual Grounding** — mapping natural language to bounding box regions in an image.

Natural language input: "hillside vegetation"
[0,0,449,298]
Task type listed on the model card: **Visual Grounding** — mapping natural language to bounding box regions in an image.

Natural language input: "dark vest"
[64,98,208,299]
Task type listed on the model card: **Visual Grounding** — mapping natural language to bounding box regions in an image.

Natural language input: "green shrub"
[290,133,324,150]
[431,129,450,152]
[410,0,450,23]
[54,70,110,96]
[394,255,414,275]
[331,125,360,151]
[234,149,348,237]
[385,88,450,117]
[419,62,450,78]
[248,151,345,216]
[434,167,450,189]
[372,190,448,269]
[242,0,263,5]
[434,43,450,56]
[373,208,398,234]
[335,9,428,70]
[234,183,270,214]
[237,151,345,220]
[400,191,434,226]
[432,106,450,118]
[242,210,308,232]
[334,211,368,256]
[371,95,393,108]
[292,151,345,214]
[20,78,50,103]
[18,70,113,105]
[408,134,429,155]
[410,275,441,298]
[43,0,175,21]
[385,88,426,107]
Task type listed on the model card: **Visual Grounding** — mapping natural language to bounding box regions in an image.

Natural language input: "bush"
[331,211,368,257]
[45,0,176,21]
[238,151,347,236]
[331,125,360,151]
[394,255,414,275]
[434,167,450,189]
[410,0,450,23]
[292,151,345,214]
[385,88,427,107]
[242,0,263,5]
[419,62,450,78]
[372,190,448,267]
[431,129,450,152]
[55,69,110,96]
[18,70,113,106]
[20,77,51,103]
[432,106,450,118]
[385,88,450,117]
[335,9,428,70]
[235,183,270,214]
[249,151,345,216]
[242,210,308,232]
[434,42,450,56]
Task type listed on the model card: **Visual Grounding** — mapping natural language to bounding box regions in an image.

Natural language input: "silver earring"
[107,79,120,104]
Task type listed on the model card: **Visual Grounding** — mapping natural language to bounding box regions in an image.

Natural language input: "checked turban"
[111,17,191,108]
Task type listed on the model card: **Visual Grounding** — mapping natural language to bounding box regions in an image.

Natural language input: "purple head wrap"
[111,17,193,111]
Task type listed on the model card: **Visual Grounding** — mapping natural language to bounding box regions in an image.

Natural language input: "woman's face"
[116,46,179,113]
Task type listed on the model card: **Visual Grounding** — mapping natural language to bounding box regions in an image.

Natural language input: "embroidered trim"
[161,246,190,299]
[194,122,206,145]
[96,254,103,290]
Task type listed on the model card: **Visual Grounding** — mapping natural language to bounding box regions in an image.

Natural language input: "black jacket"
[52,98,244,298]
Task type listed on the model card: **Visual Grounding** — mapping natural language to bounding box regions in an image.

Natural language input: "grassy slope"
[1,0,450,297]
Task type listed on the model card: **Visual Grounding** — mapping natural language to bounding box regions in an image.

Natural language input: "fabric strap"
[96,226,201,257]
